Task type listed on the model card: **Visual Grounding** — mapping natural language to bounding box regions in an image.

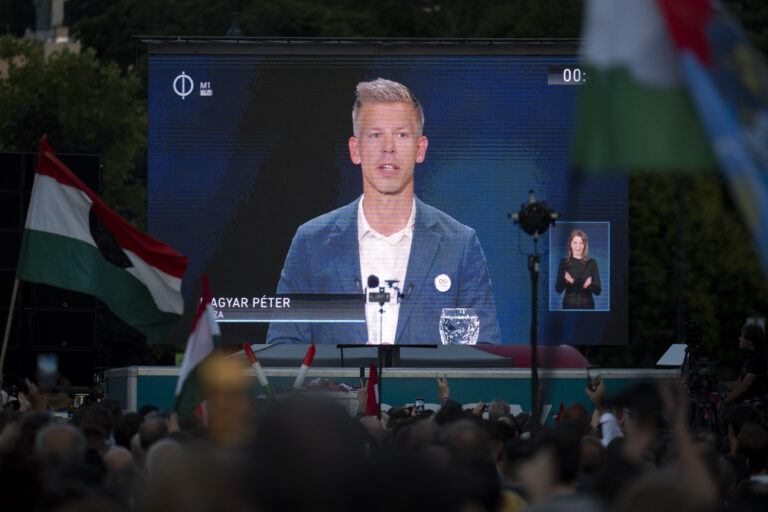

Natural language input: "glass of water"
[439,308,480,345]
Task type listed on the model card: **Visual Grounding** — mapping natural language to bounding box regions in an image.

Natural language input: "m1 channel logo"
[173,71,213,99]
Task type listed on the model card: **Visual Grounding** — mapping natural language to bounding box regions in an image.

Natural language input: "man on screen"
[266,78,501,345]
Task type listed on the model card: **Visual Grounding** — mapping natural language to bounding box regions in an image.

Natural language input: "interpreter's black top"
[555,258,601,310]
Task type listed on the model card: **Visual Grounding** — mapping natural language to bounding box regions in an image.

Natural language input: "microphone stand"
[377,286,386,346]
[509,190,557,427]
[371,281,396,418]
[375,281,404,417]
[529,232,541,425]
[337,280,434,419]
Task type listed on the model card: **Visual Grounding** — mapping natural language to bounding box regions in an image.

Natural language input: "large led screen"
[147,40,628,346]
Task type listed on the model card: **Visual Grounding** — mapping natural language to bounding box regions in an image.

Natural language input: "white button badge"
[434,274,451,293]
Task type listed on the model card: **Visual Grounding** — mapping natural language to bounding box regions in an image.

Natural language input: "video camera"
[682,320,719,395]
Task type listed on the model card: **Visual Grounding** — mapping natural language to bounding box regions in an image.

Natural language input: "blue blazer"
[266,197,501,345]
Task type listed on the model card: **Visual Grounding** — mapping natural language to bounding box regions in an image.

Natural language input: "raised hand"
[436,374,450,402]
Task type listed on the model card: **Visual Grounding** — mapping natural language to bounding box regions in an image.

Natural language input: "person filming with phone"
[584,368,623,447]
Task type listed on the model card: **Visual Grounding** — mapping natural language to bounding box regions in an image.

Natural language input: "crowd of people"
[1,353,768,512]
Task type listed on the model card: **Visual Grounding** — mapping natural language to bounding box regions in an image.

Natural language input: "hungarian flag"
[17,139,188,340]
[574,0,717,173]
[655,0,768,279]
[175,275,220,420]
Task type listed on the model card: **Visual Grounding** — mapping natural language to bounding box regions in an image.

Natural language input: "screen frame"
[144,37,628,347]
[141,37,581,57]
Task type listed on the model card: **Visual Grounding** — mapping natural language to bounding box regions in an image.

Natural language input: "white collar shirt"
[357,196,416,344]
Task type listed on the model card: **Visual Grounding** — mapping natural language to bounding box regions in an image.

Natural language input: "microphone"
[386,279,402,302]
[399,283,414,303]
[366,274,389,305]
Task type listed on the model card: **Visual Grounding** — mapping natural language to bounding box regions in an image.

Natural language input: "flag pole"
[0,279,20,376]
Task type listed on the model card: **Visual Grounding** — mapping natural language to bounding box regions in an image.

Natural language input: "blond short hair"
[352,78,424,137]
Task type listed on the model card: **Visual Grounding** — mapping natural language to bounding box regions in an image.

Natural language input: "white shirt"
[599,412,624,447]
[358,196,415,344]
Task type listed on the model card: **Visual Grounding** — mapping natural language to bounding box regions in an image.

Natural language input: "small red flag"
[554,401,565,424]
[365,363,378,417]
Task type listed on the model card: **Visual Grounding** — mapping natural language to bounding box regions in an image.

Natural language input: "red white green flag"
[174,275,221,420]
[573,0,718,173]
[17,139,188,340]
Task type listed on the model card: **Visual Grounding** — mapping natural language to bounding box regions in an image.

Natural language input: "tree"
[65,0,585,72]
[726,0,768,54]
[620,175,768,369]
[0,35,147,225]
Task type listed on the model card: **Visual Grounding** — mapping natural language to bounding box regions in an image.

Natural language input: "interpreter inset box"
[548,222,610,312]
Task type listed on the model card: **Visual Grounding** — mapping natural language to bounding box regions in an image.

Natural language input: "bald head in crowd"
[139,417,168,451]
[145,438,184,479]
[104,445,134,472]
[35,423,86,466]
[487,399,511,423]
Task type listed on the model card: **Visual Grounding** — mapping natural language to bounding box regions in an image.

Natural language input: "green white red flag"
[174,275,221,420]
[243,343,274,399]
[573,0,717,173]
[17,138,188,340]
[576,0,768,278]
[292,344,316,389]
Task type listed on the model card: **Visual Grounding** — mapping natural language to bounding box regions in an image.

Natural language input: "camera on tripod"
[682,320,719,395]
[681,320,721,432]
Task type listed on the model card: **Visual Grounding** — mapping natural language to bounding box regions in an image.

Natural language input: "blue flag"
[658,0,768,278]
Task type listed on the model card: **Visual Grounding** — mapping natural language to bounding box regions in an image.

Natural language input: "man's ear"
[415,136,428,163]
[349,137,361,165]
